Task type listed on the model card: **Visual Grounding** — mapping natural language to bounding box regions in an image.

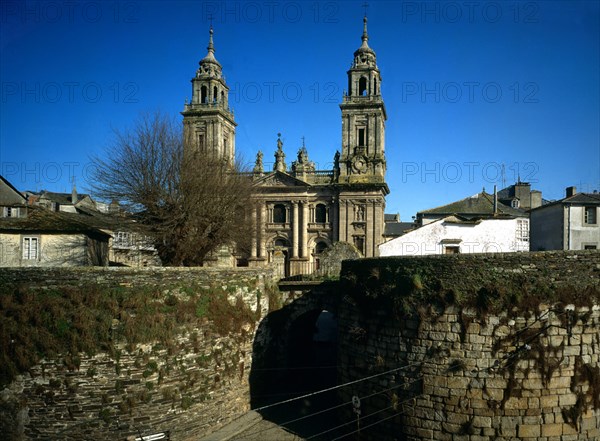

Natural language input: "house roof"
[418,191,526,219]
[73,205,147,233]
[530,192,600,211]
[0,206,110,237]
[383,221,414,237]
[0,175,27,205]
[38,190,92,205]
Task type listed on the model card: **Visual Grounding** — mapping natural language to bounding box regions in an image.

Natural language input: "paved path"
[197,411,304,441]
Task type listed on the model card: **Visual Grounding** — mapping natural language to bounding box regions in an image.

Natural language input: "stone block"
[541,423,563,437]
[540,395,558,408]
[518,424,541,437]
[559,393,578,407]
[472,416,492,428]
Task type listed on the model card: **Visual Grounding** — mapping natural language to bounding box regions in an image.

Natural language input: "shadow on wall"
[249,302,341,440]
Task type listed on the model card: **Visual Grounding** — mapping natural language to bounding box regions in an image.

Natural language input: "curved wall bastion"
[337,251,600,440]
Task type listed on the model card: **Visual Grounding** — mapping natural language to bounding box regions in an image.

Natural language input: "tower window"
[201,86,207,103]
[359,77,367,96]
[213,86,218,102]
[358,128,365,146]
[273,204,287,223]
[198,134,205,151]
[374,78,378,95]
[315,204,327,223]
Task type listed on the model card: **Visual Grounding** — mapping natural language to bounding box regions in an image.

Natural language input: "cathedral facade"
[182,17,390,275]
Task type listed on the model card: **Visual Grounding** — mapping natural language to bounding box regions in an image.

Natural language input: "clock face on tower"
[352,155,368,174]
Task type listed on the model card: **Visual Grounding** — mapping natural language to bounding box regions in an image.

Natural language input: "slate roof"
[38,191,91,205]
[418,191,526,219]
[73,205,147,233]
[0,175,27,205]
[383,221,414,237]
[530,192,600,211]
[0,206,110,237]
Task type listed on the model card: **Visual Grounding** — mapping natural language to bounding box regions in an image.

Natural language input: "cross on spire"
[301,136,305,148]
[362,2,369,17]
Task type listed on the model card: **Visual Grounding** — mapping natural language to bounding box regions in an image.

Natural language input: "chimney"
[566,186,577,198]
[493,185,498,215]
[71,185,78,204]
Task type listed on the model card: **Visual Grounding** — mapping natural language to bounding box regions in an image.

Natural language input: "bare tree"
[89,111,253,266]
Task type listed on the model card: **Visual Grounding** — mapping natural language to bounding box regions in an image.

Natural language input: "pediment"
[254,171,310,188]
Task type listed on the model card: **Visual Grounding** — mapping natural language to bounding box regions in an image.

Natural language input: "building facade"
[380,191,530,256]
[182,18,389,275]
[530,186,600,251]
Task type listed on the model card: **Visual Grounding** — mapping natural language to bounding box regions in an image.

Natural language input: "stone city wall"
[0,267,274,441]
[337,251,600,440]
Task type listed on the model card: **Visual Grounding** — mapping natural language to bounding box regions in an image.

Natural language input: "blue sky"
[1,0,599,219]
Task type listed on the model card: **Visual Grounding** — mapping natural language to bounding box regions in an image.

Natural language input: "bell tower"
[182,27,236,165]
[339,16,386,183]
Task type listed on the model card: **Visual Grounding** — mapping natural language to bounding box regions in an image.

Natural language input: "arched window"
[359,77,368,96]
[213,86,218,102]
[221,90,225,104]
[315,204,327,223]
[273,204,286,223]
[275,238,288,248]
[374,78,378,95]
[201,86,207,103]
[314,242,328,255]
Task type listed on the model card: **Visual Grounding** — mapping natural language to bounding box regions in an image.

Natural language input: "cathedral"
[182,17,390,275]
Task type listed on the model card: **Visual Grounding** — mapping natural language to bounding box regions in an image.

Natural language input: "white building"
[530,186,600,251]
[380,191,530,256]
[379,215,529,256]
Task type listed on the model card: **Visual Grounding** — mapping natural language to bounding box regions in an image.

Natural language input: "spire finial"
[361,4,369,48]
[207,25,215,54]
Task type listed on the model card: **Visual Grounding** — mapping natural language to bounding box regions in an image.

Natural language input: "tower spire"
[361,15,369,48]
[205,26,217,62]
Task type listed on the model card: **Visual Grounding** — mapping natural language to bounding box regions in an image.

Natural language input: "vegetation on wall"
[341,255,600,318]
[0,282,259,386]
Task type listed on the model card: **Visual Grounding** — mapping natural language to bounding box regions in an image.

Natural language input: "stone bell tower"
[182,26,236,165]
[339,15,386,183]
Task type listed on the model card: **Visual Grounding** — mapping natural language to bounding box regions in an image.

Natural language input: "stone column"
[331,197,338,242]
[365,200,372,257]
[292,201,299,258]
[250,204,257,258]
[338,199,346,243]
[259,203,267,258]
[301,201,309,258]
[373,199,381,257]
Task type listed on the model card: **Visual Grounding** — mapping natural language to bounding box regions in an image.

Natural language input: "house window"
[585,206,597,224]
[315,203,327,223]
[115,232,131,247]
[516,219,529,242]
[22,237,39,260]
[445,246,460,254]
[511,199,520,209]
[273,204,286,223]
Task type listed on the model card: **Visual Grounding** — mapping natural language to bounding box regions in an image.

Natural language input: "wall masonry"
[337,250,600,440]
[0,267,273,441]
